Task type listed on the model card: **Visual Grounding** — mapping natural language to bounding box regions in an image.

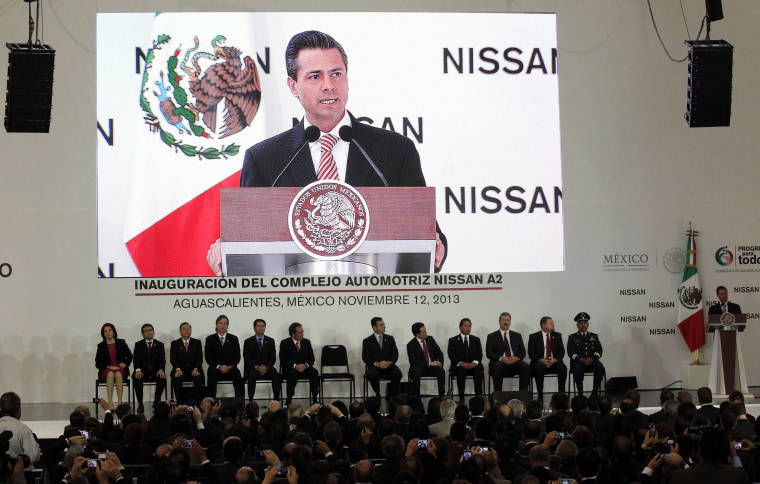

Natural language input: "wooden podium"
[707,313,752,399]
[219,187,437,276]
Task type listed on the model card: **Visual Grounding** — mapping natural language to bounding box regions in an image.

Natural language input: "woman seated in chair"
[95,323,133,405]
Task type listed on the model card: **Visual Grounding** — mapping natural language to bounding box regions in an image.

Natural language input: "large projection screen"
[97,12,563,277]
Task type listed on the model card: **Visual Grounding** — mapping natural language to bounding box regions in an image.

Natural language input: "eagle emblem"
[678,285,702,310]
[139,33,261,159]
[288,181,370,260]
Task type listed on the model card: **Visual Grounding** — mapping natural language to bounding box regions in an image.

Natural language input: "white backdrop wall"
[1,0,760,403]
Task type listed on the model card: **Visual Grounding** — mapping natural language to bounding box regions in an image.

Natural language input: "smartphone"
[417,439,428,448]
[555,431,565,441]
[648,423,656,437]
[276,467,289,477]
[79,430,90,439]
[186,406,194,412]
[666,438,675,446]
[560,480,575,484]
[480,446,489,452]
[182,440,194,448]
[86,459,99,468]
[735,442,744,450]
[97,453,108,460]
[463,450,472,459]
[659,454,668,460]
[91,398,100,404]
[169,399,176,407]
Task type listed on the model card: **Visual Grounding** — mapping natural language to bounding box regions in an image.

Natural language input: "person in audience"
[406,322,446,398]
[448,317,485,404]
[280,322,320,405]
[528,316,567,401]
[95,323,133,406]
[170,322,205,405]
[205,314,245,399]
[362,317,402,400]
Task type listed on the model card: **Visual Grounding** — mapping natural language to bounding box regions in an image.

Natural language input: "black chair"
[95,377,131,417]
[569,371,607,396]
[407,370,445,397]
[320,345,355,402]
[244,370,277,401]
[448,370,477,398]
[363,372,393,400]
[487,370,533,395]
[131,377,168,406]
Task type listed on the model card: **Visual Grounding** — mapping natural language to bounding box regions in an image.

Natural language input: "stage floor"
[22,387,760,439]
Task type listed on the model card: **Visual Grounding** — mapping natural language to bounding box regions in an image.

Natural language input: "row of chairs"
[96,345,605,404]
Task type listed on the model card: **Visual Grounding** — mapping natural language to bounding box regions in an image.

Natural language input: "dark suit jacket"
[170,338,203,373]
[242,335,277,373]
[95,339,133,371]
[240,113,427,188]
[485,330,526,362]
[528,331,565,362]
[205,333,241,368]
[697,403,721,426]
[361,333,399,368]
[567,331,603,361]
[239,113,448,268]
[708,301,742,315]
[407,336,444,370]
[132,339,165,373]
[279,338,315,370]
[447,334,483,370]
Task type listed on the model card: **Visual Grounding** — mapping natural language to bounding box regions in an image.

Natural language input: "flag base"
[689,349,705,366]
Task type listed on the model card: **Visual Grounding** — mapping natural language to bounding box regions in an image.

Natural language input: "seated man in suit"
[709,285,742,316]
[205,314,244,399]
[169,322,205,405]
[448,317,484,404]
[485,312,530,392]
[132,323,167,413]
[567,312,605,396]
[243,318,281,401]
[279,322,319,405]
[406,322,445,397]
[362,317,401,399]
[528,316,567,401]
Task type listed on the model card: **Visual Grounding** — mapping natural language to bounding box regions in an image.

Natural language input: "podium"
[220,187,437,276]
[707,313,753,400]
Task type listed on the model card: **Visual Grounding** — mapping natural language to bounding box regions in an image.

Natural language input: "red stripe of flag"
[677,309,706,352]
[126,171,240,277]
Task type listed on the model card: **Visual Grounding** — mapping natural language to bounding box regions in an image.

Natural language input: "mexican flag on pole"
[677,225,706,352]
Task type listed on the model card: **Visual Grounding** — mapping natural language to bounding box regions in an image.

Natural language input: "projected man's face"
[287,47,349,132]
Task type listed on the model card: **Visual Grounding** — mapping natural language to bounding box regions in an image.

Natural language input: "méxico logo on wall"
[140,33,261,159]
[288,181,370,260]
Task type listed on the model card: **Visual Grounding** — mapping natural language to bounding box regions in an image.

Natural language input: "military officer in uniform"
[567,312,605,395]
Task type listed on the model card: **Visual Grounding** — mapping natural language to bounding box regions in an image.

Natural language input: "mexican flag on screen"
[122,13,266,276]
[676,226,706,352]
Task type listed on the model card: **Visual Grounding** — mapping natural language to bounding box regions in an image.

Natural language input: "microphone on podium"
[271,125,321,187]
[339,126,389,187]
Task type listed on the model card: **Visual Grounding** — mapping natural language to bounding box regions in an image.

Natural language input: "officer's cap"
[574,312,590,322]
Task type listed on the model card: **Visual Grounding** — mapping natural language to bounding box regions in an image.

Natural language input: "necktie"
[503,333,511,357]
[722,303,727,314]
[464,336,469,352]
[184,341,189,353]
[422,339,430,362]
[258,337,263,348]
[147,341,152,354]
[378,335,383,349]
[545,333,552,358]
[318,134,339,180]
[220,336,225,346]
[296,341,301,352]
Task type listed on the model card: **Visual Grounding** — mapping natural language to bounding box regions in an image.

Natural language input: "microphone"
[271,125,320,187]
[339,125,389,187]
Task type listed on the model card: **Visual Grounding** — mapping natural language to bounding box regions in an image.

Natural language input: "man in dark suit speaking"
[132,323,166,414]
[207,30,446,274]
[708,285,742,316]
[362,317,401,399]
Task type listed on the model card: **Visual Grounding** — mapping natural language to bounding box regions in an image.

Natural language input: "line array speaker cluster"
[5,42,56,133]
[685,39,733,128]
